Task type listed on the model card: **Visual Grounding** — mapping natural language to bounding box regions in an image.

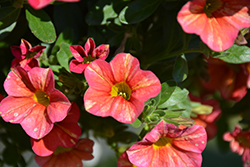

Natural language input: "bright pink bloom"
[0,67,71,139]
[201,56,249,102]
[35,138,94,167]
[126,120,207,167]
[28,0,79,10]
[69,38,109,74]
[84,53,161,123]
[31,102,82,156]
[11,39,45,71]
[223,125,250,166]
[189,94,221,140]
[177,0,250,51]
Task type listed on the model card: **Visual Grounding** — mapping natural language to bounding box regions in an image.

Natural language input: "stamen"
[33,90,50,107]
[83,55,96,64]
[204,0,223,17]
[110,82,132,100]
[153,137,172,149]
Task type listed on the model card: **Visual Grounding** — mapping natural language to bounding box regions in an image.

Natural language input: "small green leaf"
[200,42,211,58]
[158,81,177,106]
[56,42,73,71]
[119,0,162,24]
[0,6,21,29]
[130,118,141,128]
[212,44,250,64]
[0,21,16,40]
[25,5,56,43]
[158,86,189,109]
[173,54,188,83]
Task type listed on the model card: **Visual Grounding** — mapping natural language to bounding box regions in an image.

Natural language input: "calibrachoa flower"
[28,0,80,10]
[177,0,250,51]
[0,67,71,139]
[117,150,135,167]
[223,125,250,166]
[69,38,109,74]
[11,39,45,71]
[84,53,161,123]
[189,94,221,140]
[35,138,94,167]
[201,56,249,102]
[126,120,207,167]
[31,102,82,156]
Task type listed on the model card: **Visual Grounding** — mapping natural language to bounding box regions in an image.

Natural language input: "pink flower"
[223,125,250,166]
[31,102,82,156]
[11,39,45,71]
[35,138,94,167]
[201,56,249,102]
[84,53,161,123]
[177,0,250,51]
[126,120,207,167]
[189,94,221,140]
[69,38,109,74]
[28,0,80,10]
[0,67,71,139]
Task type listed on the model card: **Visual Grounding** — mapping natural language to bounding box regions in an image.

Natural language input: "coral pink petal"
[57,0,79,2]
[70,45,86,62]
[28,67,54,92]
[47,89,71,123]
[27,0,53,9]
[93,44,109,59]
[173,125,207,153]
[200,17,239,51]
[21,104,53,139]
[85,60,115,91]
[69,60,88,73]
[4,68,35,97]
[110,53,140,83]
[10,46,22,59]
[223,132,234,141]
[84,38,95,55]
[84,88,115,117]
[109,96,144,123]
[0,97,36,123]
[130,70,161,101]
[19,58,39,71]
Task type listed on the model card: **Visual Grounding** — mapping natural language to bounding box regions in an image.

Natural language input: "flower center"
[204,0,223,17]
[153,137,172,149]
[110,82,131,100]
[53,146,73,155]
[26,52,37,59]
[236,135,250,148]
[83,55,96,64]
[33,90,50,107]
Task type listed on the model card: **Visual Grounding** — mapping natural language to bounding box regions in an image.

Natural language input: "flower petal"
[10,46,22,59]
[93,44,109,59]
[4,67,35,97]
[84,38,95,56]
[84,59,115,91]
[69,60,88,74]
[0,96,36,123]
[21,104,53,139]
[47,89,71,123]
[20,39,32,55]
[27,0,53,10]
[70,45,86,62]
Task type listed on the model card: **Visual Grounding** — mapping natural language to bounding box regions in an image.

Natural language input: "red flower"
[201,56,249,102]
[189,94,221,140]
[31,102,82,156]
[35,138,94,167]
[28,0,80,10]
[177,0,250,51]
[11,39,45,71]
[69,38,109,74]
[126,120,207,167]
[84,53,161,123]
[223,125,250,166]
[0,67,71,139]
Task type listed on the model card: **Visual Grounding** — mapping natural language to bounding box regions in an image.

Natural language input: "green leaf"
[119,0,162,24]
[212,44,250,64]
[56,42,73,71]
[158,86,189,109]
[86,0,130,25]
[130,118,141,128]
[158,81,177,106]
[0,6,21,29]
[173,54,188,83]
[0,21,16,40]
[25,6,56,43]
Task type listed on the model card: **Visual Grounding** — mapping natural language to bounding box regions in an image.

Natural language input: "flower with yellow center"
[84,53,161,123]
